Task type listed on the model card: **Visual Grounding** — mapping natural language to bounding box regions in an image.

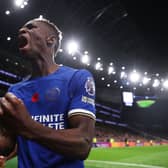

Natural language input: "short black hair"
[33,18,62,56]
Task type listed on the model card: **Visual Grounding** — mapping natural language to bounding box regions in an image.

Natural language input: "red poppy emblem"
[31,93,39,102]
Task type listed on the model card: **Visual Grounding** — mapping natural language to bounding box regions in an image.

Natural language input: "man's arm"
[27,115,95,160]
[0,93,95,160]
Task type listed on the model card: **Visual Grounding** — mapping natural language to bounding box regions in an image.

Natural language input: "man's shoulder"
[8,77,29,91]
[62,65,92,76]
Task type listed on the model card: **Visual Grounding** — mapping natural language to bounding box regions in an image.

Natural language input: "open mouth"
[18,35,28,49]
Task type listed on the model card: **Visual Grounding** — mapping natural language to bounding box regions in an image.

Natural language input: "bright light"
[95,62,102,70]
[59,49,63,52]
[39,15,43,19]
[15,0,24,7]
[81,54,89,64]
[5,10,10,15]
[7,37,11,41]
[163,80,168,89]
[84,51,88,55]
[15,0,28,8]
[121,66,125,70]
[109,62,113,66]
[101,77,105,81]
[107,84,110,87]
[97,57,101,61]
[72,56,77,60]
[120,71,127,79]
[129,71,140,83]
[126,82,130,85]
[66,40,79,55]
[152,79,160,88]
[114,80,117,83]
[23,1,28,5]
[108,66,114,75]
[21,5,25,8]
[122,91,133,106]
[142,77,150,85]
[156,73,159,77]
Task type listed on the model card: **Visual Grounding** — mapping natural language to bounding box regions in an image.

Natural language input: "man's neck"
[30,59,59,78]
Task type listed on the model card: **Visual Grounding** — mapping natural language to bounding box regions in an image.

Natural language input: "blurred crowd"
[94,124,167,144]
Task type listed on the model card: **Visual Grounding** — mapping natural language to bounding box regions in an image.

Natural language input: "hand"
[0,92,33,136]
[0,156,6,168]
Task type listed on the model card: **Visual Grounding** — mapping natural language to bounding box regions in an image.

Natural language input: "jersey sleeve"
[68,69,96,120]
[8,84,21,99]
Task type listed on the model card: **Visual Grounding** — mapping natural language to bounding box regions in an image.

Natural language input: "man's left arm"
[0,93,95,159]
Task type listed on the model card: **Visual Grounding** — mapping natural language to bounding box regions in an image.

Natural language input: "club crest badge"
[85,77,95,96]
[45,87,61,101]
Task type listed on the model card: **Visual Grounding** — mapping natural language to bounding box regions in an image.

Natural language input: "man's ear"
[46,35,57,48]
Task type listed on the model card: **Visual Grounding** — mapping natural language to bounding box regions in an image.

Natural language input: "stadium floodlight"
[121,66,125,70]
[152,79,160,88]
[15,0,24,7]
[14,0,28,8]
[66,40,79,55]
[142,77,150,85]
[120,71,127,79]
[107,84,110,87]
[5,10,11,15]
[84,51,88,55]
[95,62,102,70]
[7,37,11,41]
[144,72,148,75]
[81,54,89,64]
[163,80,168,89]
[126,82,130,85]
[108,66,114,75]
[129,71,140,83]
[72,56,77,60]
[109,62,113,66]
[23,1,28,5]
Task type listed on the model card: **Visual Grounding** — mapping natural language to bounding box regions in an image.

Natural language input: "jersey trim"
[68,109,96,120]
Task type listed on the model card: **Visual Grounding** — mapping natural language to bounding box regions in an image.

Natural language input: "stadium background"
[0,0,168,167]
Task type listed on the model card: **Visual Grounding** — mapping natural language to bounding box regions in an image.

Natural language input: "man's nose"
[18,27,27,35]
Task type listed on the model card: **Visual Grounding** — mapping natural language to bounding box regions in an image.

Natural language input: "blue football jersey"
[8,65,96,168]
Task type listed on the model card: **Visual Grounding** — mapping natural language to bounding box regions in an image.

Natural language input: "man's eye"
[26,24,35,29]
